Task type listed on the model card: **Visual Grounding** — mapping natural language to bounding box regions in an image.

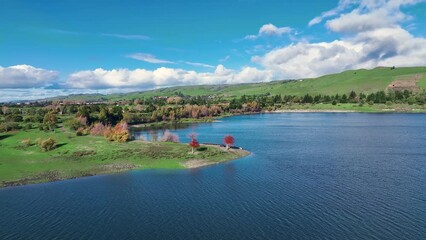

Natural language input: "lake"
[1,113,426,239]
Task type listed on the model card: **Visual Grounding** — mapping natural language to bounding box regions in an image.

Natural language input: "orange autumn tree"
[104,121,130,143]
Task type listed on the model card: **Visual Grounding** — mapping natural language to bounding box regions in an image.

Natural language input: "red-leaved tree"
[223,135,235,150]
[189,138,200,153]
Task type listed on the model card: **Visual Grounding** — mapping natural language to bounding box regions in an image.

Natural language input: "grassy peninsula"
[0,129,249,188]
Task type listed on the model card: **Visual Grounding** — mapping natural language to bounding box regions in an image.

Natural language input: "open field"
[0,129,249,187]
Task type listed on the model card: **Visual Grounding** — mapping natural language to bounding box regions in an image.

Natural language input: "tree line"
[1,89,426,134]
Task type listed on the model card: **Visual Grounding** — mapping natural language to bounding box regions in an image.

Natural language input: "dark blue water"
[1,113,426,240]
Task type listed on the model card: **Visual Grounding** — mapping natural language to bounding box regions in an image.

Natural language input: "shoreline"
[128,104,426,129]
[0,137,251,188]
[269,109,356,113]
[181,144,250,169]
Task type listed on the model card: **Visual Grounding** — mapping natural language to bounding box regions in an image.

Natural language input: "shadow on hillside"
[56,143,68,149]
[0,134,12,141]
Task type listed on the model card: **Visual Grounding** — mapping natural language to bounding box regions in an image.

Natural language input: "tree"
[160,130,179,142]
[223,135,235,150]
[189,138,200,154]
[104,121,130,143]
[39,138,57,151]
[43,112,57,131]
[1,106,10,115]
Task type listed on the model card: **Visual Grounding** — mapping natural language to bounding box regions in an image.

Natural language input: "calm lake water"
[1,113,426,240]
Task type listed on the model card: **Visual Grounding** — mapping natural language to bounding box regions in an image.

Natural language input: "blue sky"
[1,0,426,101]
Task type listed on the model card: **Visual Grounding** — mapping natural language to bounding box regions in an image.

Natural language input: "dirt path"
[386,74,423,92]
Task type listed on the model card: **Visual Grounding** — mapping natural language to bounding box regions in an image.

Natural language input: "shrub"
[39,138,57,152]
[90,122,108,136]
[21,138,32,147]
[76,127,84,136]
[38,124,50,132]
[160,130,179,143]
[104,121,130,143]
[0,122,20,132]
[23,123,32,131]
[65,116,88,131]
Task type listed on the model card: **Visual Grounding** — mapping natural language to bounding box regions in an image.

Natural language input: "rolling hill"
[51,66,426,102]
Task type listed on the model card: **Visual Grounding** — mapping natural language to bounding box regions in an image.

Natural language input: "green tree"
[43,112,57,131]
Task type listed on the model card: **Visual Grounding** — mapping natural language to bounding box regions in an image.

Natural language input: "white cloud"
[126,53,175,64]
[245,23,293,40]
[65,65,274,89]
[0,65,59,88]
[310,0,426,30]
[253,27,426,79]
[308,0,358,27]
[183,61,215,69]
[253,0,426,79]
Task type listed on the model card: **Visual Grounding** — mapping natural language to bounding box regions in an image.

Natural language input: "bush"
[21,138,32,147]
[160,130,179,143]
[90,122,108,136]
[39,138,57,152]
[65,116,88,131]
[0,122,20,132]
[38,124,50,132]
[104,122,130,143]
[76,128,84,136]
[23,123,32,131]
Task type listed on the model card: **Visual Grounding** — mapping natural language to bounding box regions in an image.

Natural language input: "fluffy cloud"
[126,53,175,64]
[308,0,358,27]
[0,65,59,88]
[66,65,274,89]
[253,0,426,79]
[310,0,425,30]
[245,24,292,40]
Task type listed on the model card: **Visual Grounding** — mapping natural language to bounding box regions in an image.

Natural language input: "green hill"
[52,66,426,102]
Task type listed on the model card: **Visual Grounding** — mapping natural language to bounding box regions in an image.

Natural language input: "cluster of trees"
[1,89,426,134]
[294,90,425,105]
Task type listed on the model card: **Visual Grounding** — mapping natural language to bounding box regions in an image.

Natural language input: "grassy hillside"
[51,67,426,102]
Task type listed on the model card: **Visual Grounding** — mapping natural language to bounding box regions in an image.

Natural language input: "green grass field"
[0,129,248,187]
[48,67,426,102]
